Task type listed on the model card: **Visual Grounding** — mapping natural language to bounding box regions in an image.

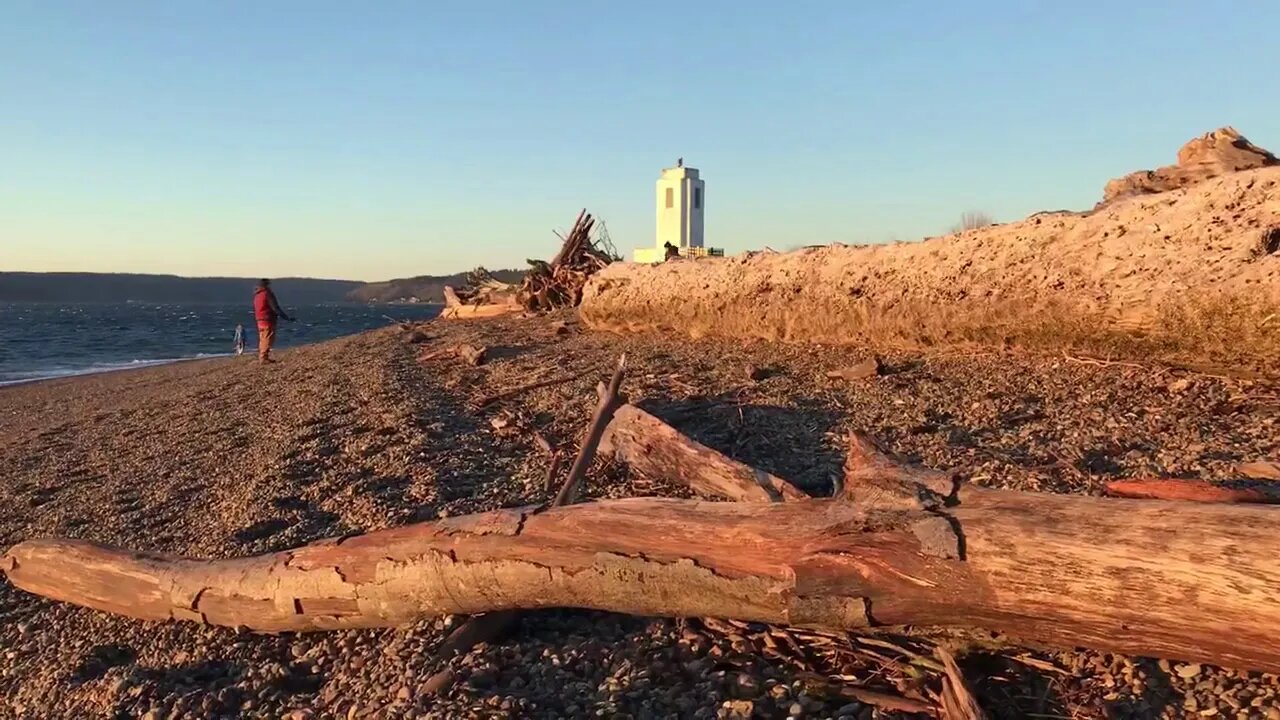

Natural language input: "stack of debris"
[441,268,522,319]
[519,210,615,312]
[442,209,616,319]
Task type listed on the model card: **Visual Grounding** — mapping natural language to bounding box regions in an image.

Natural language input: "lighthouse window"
[665,188,673,208]
[694,188,702,208]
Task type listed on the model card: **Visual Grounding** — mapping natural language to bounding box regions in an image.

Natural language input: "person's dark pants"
[257,321,277,362]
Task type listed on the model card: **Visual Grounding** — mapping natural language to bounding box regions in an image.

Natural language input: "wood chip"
[937,647,986,720]
[1239,461,1280,480]
[825,358,882,382]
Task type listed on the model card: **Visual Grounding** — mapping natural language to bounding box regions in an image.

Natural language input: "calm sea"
[0,302,441,385]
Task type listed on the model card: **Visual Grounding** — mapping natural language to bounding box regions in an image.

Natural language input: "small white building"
[634,160,723,263]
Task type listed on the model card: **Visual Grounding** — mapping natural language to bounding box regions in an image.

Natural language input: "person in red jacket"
[252,279,294,363]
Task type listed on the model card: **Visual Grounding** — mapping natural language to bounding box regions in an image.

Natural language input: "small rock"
[733,673,759,697]
[1168,377,1193,393]
[282,711,315,720]
[684,658,713,675]
[1178,663,1204,679]
[788,701,805,717]
[457,344,487,366]
[719,699,754,719]
[825,358,882,382]
[470,669,496,688]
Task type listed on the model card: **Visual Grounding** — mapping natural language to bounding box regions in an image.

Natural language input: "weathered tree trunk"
[6,437,1280,672]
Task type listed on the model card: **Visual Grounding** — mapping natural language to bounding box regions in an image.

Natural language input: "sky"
[2,1,1278,282]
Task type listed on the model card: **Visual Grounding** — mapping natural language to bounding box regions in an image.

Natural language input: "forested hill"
[0,273,363,303]
[346,269,523,303]
[0,270,524,304]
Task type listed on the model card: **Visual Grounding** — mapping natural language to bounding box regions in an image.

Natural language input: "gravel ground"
[1,312,1278,719]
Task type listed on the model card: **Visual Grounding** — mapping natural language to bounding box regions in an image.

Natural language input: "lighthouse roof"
[660,166,699,180]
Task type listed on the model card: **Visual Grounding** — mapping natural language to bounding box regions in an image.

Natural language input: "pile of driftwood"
[520,209,614,312]
[442,268,519,308]
[441,209,615,319]
[440,268,522,320]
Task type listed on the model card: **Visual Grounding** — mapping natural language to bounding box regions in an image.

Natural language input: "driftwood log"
[1105,478,1280,504]
[599,401,808,503]
[5,432,1280,673]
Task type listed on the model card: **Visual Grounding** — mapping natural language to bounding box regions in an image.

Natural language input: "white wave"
[0,354,234,387]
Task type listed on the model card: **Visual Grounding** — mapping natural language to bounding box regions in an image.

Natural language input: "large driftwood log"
[6,436,1280,672]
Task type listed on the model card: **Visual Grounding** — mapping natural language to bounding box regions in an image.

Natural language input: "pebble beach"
[2,313,1279,719]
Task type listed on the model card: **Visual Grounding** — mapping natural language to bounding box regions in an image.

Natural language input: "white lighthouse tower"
[634,159,721,263]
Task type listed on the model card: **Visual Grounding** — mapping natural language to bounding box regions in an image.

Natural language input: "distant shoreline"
[1,268,520,305]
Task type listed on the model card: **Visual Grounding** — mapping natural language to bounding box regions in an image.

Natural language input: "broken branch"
[551,355,628,506]
[473,374,579,410]
[598,402,807,502]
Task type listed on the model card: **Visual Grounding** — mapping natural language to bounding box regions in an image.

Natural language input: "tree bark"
[6,437,1280,672]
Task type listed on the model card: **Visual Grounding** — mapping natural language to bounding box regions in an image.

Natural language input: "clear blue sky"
[3,1,1278,281]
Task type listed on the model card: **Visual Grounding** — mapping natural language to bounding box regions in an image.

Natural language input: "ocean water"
[0,302,441,385]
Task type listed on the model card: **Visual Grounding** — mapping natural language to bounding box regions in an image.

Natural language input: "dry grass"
[582,281,1280,377]
[950,211,995,234]
[582,169,1280,377]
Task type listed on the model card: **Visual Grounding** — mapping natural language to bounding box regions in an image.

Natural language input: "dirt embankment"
[582,165,1280,374]
[1102,127,1279,205]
